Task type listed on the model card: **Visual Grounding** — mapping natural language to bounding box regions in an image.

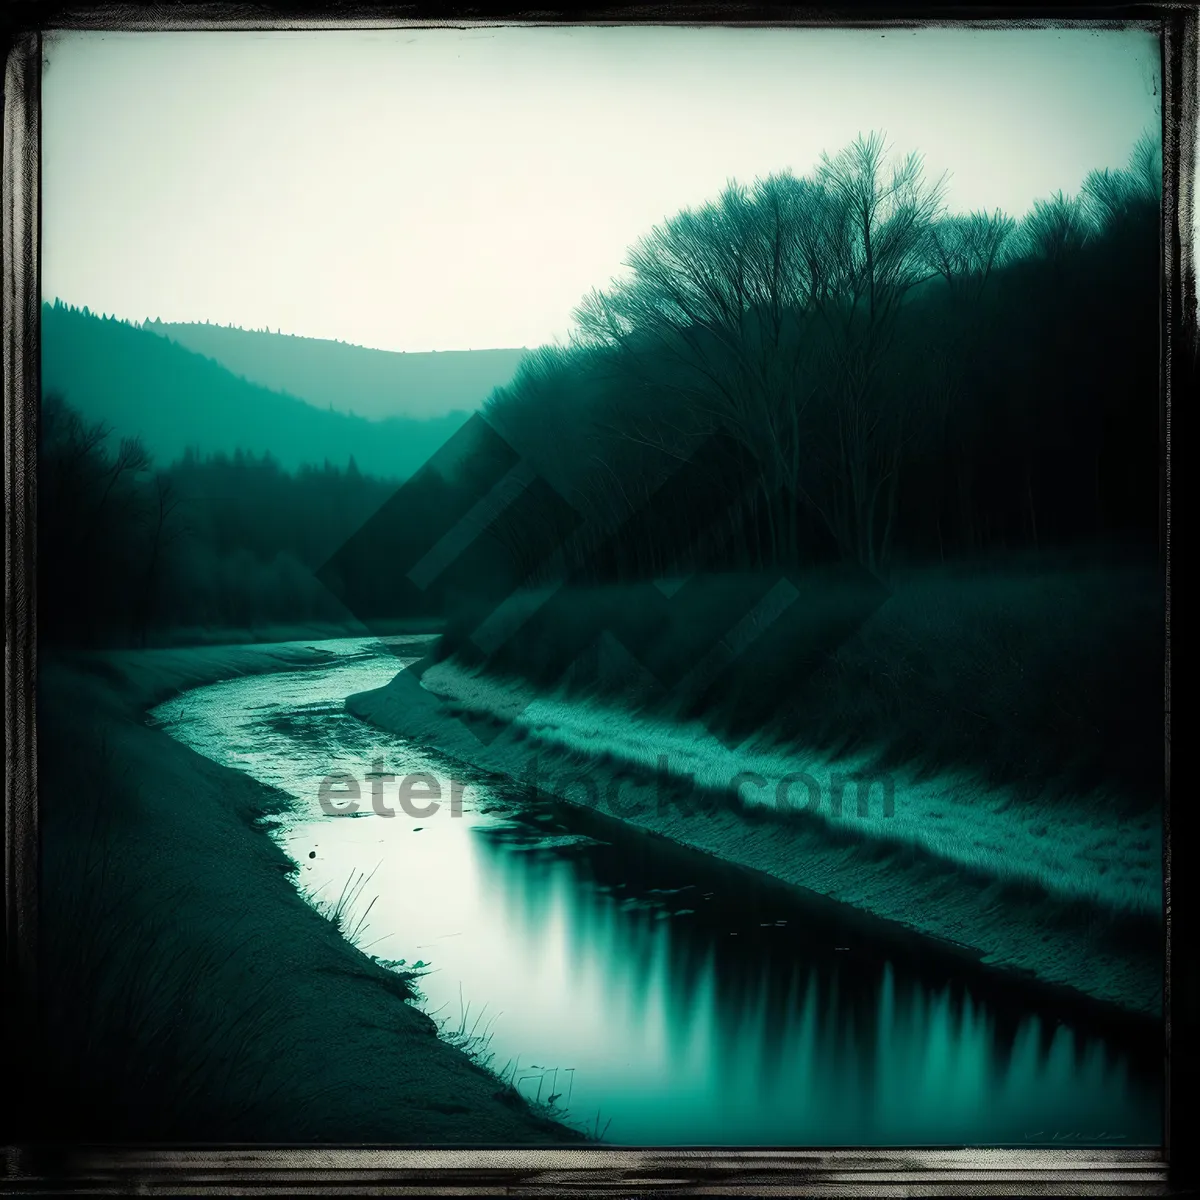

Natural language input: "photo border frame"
[3,4,1193,1194]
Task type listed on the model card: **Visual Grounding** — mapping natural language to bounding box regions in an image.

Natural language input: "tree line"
[46,301,287,337]
[42,130,1162,644]
[39,394,397,645]
[479,130,1161,583]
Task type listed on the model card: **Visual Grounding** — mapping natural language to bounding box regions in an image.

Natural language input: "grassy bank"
[33,641,578,1144]
[436,558,1163,815]
[348,565,1164,1016]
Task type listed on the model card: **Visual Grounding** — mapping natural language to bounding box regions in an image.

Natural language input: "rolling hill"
[42,304,475,478]
[144,320,528,421]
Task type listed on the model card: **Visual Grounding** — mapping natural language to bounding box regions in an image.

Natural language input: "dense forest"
[43,130,1164,685]
[39,395,398,644]
[465,130,1161,584]
[38,309,509,643]
[352,129,1162,810]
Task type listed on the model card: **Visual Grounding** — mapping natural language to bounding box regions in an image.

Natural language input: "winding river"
[150,634,1162,1147]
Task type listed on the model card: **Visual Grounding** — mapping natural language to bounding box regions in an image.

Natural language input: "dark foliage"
[417,132,1164,806]
[39,394,401,645]
[465,132,1162,584]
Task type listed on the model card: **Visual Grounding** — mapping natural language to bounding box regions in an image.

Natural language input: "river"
[149,634,1161,1147]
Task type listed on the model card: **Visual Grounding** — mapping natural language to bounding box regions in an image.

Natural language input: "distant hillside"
[42,303,470,478]
[143,320,528,420]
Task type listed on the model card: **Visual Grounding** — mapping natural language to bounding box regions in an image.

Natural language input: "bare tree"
[804,132,947,573]
[1080,129,1162,233]
[1018,190,1091,265]
[815,132,945,324]
[573,174,827,564]
[926,209,1017,299]
[571,132,948,576]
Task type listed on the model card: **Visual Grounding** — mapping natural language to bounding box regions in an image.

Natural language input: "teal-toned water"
[151,635,1161,1146]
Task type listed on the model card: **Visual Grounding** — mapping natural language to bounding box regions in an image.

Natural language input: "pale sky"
[43,25,1161,353]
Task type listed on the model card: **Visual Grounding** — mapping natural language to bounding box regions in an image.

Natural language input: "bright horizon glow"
[43,26,1160,354]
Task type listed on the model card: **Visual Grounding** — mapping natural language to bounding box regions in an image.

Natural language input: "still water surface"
[150,635,1161,1146]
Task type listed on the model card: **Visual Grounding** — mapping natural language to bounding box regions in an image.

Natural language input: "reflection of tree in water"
[469,803,1159,1141]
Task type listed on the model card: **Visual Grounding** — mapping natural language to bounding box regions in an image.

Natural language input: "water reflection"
[468,817,1157,1145]
[152,637,1161,1147]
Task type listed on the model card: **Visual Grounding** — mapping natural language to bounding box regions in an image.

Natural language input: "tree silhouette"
[485,130,1160,581]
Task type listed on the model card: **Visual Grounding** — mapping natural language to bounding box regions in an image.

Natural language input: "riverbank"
[35,639,580,1143]
[347,657,1163,1020]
